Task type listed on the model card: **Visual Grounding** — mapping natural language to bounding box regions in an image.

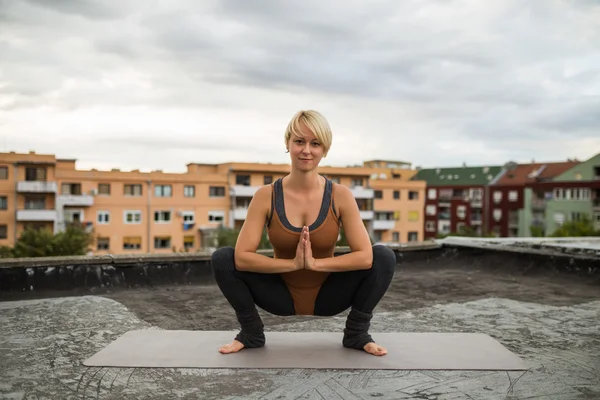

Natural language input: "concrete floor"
[1,248,599,399]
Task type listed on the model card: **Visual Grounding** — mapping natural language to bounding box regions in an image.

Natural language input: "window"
[184,185,195,197]
[24,195,45,210]
[184,235,194,250]
[97,211,110,224]
[493,209,502,221]
[456,222,466,233]
[554,212,565,225]
[98,183,110,195]
[155,184,172,197]
[425,221,436,232]
[264,175,273,185]
[0,166,7,180]
[236,175,250,186]
[0,196,7,210]
[124,184,142,196]
[427,188,436,200]
[393,190,400,200]
[123,236,141,250]
[493,191,502,203]
[509,191,518,201]
[25,167,46,181]
[456,205,466,220]
[470,188,483,201]
[61,183,82,195]
[154,210,171,223]
[374,190,382,199]
[352,178,363,187]
[408,211,419,221]
[154,236,171,249]
[392,231,399,241]
[124,210,142,224]
[408,191,419,200]
[182,211,195,224]
[408,232,418,242]
[0,224,7,239]
[426,205,436,216]
[209,186,225,197]
[571,212,583,221]
[208,210,225,223]
[97,237,109,250]
[329,176,340,183]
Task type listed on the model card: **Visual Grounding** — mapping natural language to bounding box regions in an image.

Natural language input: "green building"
[542,153,600,235]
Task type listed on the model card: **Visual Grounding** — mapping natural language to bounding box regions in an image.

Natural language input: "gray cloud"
[0,0,599,170]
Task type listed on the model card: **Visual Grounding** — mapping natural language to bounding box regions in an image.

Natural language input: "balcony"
[57,194,94,207]
[230,185,259,197]
[373,220,395,230]
[509,218,519,228]
[17,181,57,193]
[233,207,248,220]
[17,209,57,222]
[471,199,483,208]
[350,186,374,199]
[593,198,600,210]
[359,210,374,220]
[531,199,546,210]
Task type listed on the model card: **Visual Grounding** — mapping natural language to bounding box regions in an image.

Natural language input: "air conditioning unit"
[89,189,98,195]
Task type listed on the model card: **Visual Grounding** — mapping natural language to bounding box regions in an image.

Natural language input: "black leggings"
[211,245,396,350]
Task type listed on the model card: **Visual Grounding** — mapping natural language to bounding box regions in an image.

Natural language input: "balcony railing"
[57,194,94,207]
[17,209,57,221]
[373,220,395,230]
[359,210,374,220]
[350,186,374,199]
[230,185,259,197]
[17,181,57,193]
[232,207,248,220]
[531,199,546,209]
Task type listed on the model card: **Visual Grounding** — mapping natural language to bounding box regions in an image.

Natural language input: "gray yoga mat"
[83,330,528,370]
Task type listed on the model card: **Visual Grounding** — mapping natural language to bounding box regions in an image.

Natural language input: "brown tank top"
[266,176,341,315]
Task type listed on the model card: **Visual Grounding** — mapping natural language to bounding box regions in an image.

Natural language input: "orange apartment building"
[0,152,425,255]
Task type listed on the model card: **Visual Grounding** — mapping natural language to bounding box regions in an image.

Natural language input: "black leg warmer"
[233,308,265,348]
[342,308,374,350]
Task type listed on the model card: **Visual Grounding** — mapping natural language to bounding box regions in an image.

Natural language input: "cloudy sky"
[1,0,599,173]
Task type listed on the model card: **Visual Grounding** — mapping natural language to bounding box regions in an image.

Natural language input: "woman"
[211,110,396,356]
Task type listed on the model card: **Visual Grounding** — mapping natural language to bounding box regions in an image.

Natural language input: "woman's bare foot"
[219,340,245,354]
[363,342,387,356]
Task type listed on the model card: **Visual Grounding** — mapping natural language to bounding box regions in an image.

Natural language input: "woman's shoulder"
[330,180,352,200]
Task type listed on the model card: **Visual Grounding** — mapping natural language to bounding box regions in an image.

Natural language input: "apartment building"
[487,160,580,237]
[362,160,426,243]
[533,153,600,234]
[412,165,503,238]
[0,152,426,255]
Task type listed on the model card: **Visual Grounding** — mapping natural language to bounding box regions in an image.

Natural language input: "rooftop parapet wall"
[0,240,598,296]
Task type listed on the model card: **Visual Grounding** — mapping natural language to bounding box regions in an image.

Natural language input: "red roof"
[494,161,580,185]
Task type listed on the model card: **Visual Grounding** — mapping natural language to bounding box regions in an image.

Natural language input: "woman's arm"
[234,185,302,273]
[308,184,374,272]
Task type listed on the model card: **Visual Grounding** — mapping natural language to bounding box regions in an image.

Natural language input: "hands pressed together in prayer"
[294,226,317,271]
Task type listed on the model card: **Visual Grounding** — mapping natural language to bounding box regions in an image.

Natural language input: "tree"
[10,222,94,258]
[549,214,599,237]
[212,225,272,249]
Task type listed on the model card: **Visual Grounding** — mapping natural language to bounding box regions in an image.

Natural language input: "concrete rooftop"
[1,239,599,399]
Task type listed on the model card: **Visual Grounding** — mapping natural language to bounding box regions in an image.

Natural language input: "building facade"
[0,152,426,255]
[487,161,580,237]
[411,165,503,239]
[539,153,600,234]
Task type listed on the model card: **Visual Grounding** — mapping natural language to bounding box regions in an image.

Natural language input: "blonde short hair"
[284,110,332,156]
